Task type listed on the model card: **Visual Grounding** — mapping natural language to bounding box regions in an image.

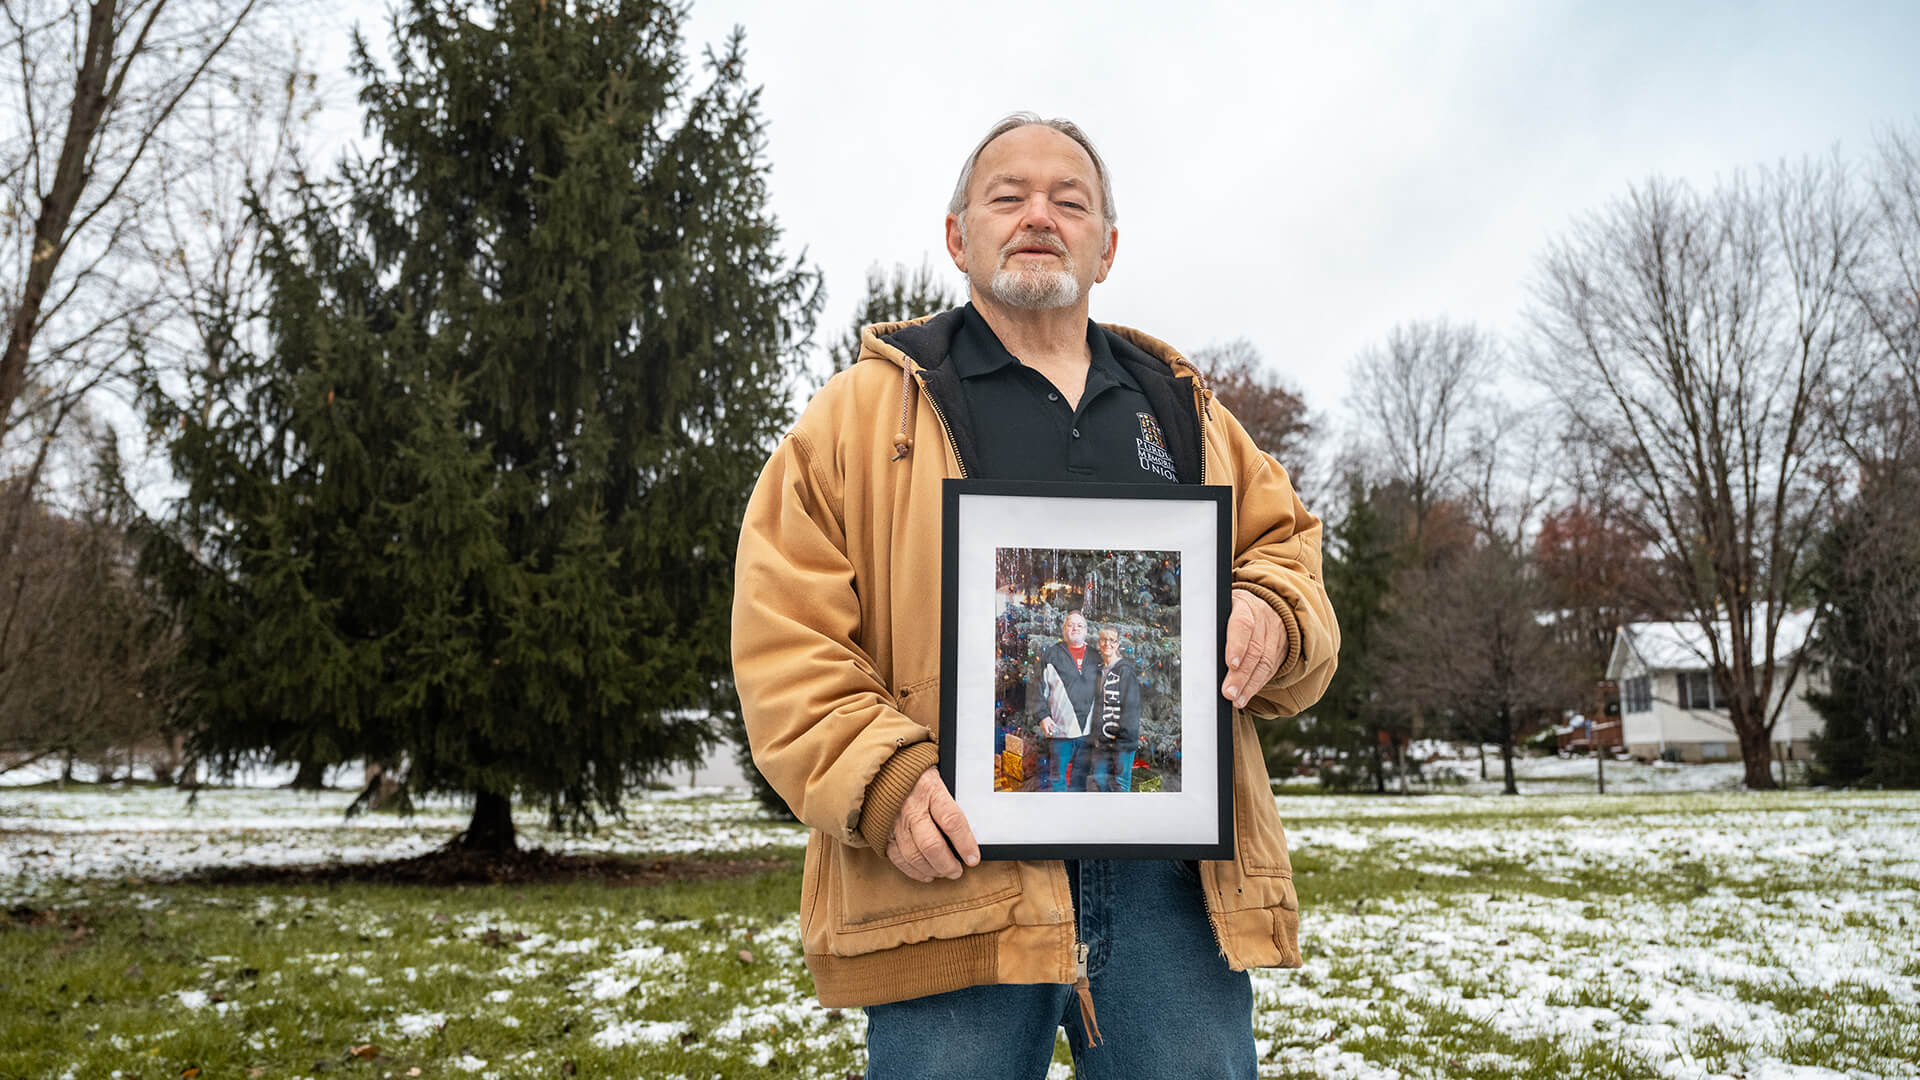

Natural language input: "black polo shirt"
[951,304,1180,485]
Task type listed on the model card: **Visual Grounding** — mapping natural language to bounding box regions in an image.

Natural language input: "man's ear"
[945,213,969,274]
[1094,225,1118,284]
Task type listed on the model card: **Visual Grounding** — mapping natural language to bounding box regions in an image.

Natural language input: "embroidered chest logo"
[1134,412,1177,481]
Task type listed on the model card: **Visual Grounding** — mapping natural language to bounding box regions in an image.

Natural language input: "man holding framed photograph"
[732,112,1338,1078]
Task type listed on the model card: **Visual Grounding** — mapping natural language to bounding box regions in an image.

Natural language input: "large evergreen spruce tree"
[1806,474,1920,788]
[729,259,957,818]
[1301,476,1401,791]
[146,0,820,849]
[827,260,958,372]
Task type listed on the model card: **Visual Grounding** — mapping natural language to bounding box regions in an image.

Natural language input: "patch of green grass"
[1545,980,1648,1023]
[8,786,1918,1079]
[1333,997,1666,1080]
[1775,1006,1920,1071]
[1730,973,1896,1015]
[0,864,858,1079]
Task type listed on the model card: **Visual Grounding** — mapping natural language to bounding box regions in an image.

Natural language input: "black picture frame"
[939,478,1233,860]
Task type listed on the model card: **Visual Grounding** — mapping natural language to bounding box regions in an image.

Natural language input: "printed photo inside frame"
[940,479,1233,860]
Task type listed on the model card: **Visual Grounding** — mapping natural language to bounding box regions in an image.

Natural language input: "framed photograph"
[939,479,1233,860]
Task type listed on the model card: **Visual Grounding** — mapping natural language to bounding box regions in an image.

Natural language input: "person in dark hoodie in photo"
[1090,625,1143,792]
[1034,609,1100,791]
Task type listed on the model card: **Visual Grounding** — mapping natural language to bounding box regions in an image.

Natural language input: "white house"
[1604,611,1824,763]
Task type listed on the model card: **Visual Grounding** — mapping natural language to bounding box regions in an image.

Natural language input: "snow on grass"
[591,1017,688,1048]
[2,781,1916,1078]
[393,1011,447,1038]
[0,785,803,898]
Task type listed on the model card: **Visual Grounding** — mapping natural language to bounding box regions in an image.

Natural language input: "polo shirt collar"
[953,303,1142,393]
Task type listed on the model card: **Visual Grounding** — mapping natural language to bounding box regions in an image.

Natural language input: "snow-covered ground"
[4,767,1917,1078]
[0,785,803,897]
[1276,746,1802,795]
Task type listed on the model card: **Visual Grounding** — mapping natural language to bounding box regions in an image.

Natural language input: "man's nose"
[1019,192,1056,231]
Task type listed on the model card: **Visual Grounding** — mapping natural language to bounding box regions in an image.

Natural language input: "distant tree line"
[1264,131,1920,793]
[3,0,1914,832]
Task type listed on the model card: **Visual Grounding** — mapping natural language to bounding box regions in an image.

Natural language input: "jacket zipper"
[918,357,1231,964]
[1193,371,1213,488]
[1190,367,1228,952]
[912,368,968,479]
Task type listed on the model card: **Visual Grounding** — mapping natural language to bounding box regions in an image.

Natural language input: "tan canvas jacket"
[731,314,1339,1008]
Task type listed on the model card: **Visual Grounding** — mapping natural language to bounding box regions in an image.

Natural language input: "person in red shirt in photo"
[1034,609,1099,791]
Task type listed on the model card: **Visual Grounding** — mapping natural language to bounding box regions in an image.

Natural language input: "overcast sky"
[316,0,1920,419]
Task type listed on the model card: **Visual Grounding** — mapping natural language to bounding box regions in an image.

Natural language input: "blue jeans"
[864,859,1255,1079]
[1088,747,1137,792]
[1050,737,1087,791]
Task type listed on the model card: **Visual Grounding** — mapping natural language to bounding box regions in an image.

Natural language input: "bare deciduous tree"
[1856,126,1920,400]
[0,0,269,461]
[1193,338,1316,495]
[0,432,175,780]
[1531,161,1866,790]
[1346,318,1495,533]
[1381,533,1576,796]
[1808,124,1920,788]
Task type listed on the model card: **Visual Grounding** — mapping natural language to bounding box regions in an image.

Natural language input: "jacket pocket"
[815,673,1025,957]
[1216,711,1298,914]
[826,842,1022,956]
[800,829,826,953]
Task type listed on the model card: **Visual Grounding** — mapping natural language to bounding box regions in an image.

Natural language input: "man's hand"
[885,766,981,883]
[1221,590,1288,710]
[1040,716,1055,738]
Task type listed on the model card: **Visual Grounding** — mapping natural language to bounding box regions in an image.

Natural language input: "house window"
[1623,675,1652,713]
[1679,671,1719,710]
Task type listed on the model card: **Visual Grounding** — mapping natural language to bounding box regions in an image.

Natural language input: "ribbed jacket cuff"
[1232,581,1303,680]
[855,741,942,851]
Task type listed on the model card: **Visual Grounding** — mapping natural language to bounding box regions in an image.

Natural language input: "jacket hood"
[856,310,1206,384]
[854,305,1212,486]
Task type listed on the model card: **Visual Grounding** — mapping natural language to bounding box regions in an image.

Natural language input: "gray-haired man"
[731,112,1338,1078]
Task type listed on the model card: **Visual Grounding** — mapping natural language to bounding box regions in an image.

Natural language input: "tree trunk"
[1596,740,1606,795]
[1479,741,1487,780]
[0,1,117,434]
[1735,718,1774,787]
[1735,714,1779,791]
[363,761,402,810]
[1500,710,1518,795]
[1395,737,1409,795]
[459,790,516,853]
[287,759,328,790]
[1370,731,1386,793]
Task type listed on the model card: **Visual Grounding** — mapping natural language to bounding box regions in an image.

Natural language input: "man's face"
[1098,632,1119,665]
[945,125,1117,311]
[1064,614,1088,647]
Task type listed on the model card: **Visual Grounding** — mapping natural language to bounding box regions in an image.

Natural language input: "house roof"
[1605,609,1815,679]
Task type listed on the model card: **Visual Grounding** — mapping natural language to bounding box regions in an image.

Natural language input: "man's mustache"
[1001,233,1068,260]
